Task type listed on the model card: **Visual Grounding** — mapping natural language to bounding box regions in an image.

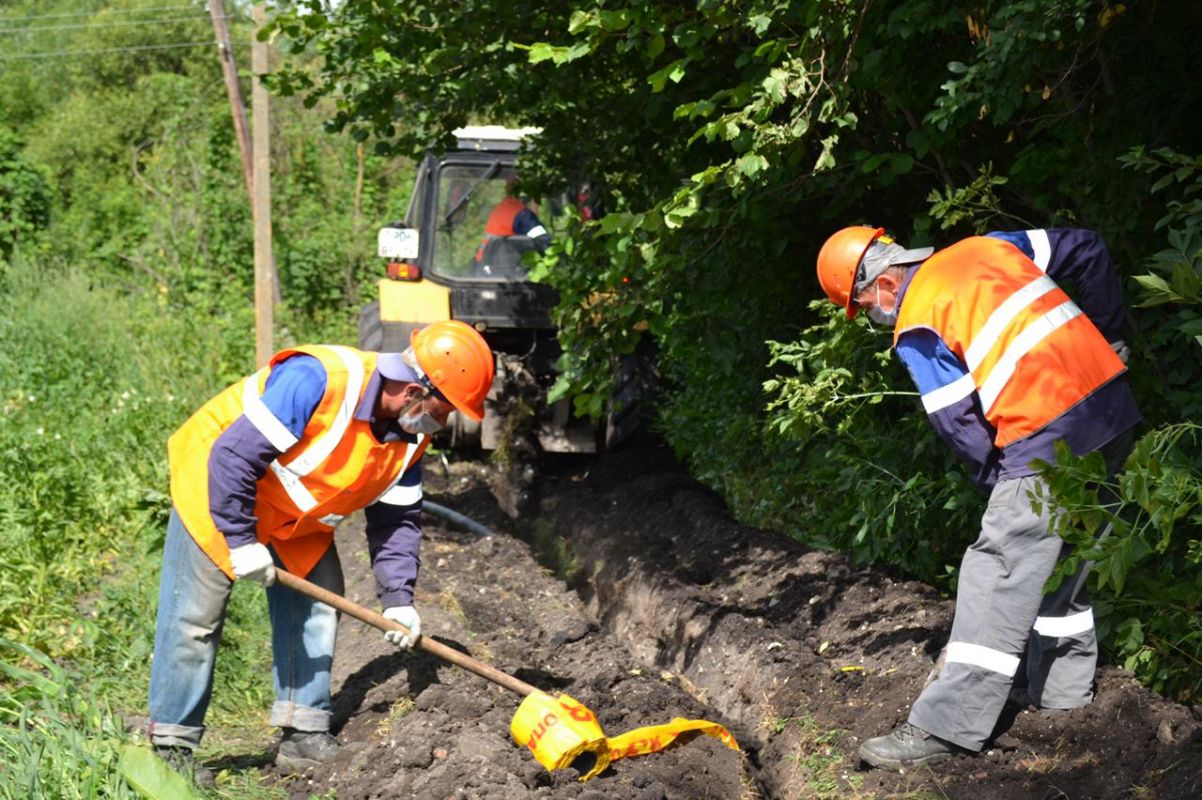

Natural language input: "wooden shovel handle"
[275,569,537,698]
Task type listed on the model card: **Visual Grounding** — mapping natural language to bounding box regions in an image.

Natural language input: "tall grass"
[0,257,282,796]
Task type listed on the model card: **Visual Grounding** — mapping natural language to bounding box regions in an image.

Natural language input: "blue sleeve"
[261,354,327,440]
[986,228,1127,340]
[511,208,552,253]
[896,330,1000,490]
[365,460,423,608]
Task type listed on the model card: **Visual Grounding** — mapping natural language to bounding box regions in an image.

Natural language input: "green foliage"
[118,745,199,800]
[0,253,284,787]
[270,0,1202,697]
[0,638,139,799]
[1034,426,1202,701]
[0,126,52,262]
[760,302,981,579]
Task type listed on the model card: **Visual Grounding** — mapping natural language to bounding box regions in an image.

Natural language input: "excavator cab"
[360,126,607,453]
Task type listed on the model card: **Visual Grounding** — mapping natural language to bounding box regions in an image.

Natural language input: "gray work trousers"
[908,432,1133,751]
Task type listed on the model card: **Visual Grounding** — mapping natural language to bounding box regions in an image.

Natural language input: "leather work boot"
[276,728,340,775]
[153,745,216,788]
[858,722,960,770]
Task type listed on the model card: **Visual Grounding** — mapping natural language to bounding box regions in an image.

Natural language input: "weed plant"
[0,257,280,796]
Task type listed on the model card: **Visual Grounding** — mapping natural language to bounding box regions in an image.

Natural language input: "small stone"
[433,747,449,760]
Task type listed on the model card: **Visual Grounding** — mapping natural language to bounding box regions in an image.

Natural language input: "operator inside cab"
[472,176,552,276]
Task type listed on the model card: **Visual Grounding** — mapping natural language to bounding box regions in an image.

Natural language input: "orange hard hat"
[410,321,495,421]
[816,226,884,319]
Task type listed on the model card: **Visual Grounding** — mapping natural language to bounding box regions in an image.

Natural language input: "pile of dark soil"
[288,436,1202,799]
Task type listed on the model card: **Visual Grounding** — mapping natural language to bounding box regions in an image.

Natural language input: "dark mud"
[284,436,1202,799]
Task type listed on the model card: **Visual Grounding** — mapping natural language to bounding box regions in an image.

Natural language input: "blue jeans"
[147,509,344,749]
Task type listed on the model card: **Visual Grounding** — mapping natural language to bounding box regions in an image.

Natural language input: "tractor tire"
[358,301,422,352]
[604,338,657,451]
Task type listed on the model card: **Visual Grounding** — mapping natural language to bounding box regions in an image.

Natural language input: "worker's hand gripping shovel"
[275,569,738,780]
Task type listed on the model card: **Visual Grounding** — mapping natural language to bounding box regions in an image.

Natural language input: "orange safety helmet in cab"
[410,320,495,421]
[816,226,884,319]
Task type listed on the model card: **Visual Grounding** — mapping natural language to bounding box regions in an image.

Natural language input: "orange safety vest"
[474,196,526,262]
[167,345,429,579]
[894,236,1125,447]
[484,195,525,237]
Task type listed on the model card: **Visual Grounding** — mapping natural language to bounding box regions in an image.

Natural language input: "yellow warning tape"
[510,691,739,781]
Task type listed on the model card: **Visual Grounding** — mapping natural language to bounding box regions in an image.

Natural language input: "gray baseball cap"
[854,239,933,292]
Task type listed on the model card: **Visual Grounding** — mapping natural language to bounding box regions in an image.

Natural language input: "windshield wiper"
[444,161,501,225]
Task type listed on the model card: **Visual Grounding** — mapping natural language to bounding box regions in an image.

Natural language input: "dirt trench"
[289,436,1202,800]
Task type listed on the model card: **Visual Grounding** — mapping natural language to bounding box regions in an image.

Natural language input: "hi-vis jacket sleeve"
[985,228,1127,341]
[512,207,552,253]
[365,461,423,608]
[207,355,326,547]
[896,329,999,490]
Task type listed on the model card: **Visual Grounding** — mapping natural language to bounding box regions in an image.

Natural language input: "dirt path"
[289,436,1202,799]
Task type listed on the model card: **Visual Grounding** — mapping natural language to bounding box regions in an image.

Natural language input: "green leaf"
[119,745,200,800]
[646,33,665,59]
[890,153,915,174]
[735,153,768,178]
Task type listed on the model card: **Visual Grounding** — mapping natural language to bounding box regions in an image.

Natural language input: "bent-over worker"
[147,321,494,783]
[816,226,1139,770]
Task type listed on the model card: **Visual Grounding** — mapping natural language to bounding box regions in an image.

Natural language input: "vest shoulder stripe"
[921,373,977,414]
[945,641,1020,676]
[964,274,1057,371]
[285,345,365,476]
[978,300,1082,413]
[241,369,299,452]
[1026,229,1051,271]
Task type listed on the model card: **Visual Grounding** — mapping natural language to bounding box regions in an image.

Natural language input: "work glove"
[229,543,276,586]
[382,605,422,650]
[1110,339,1130,365]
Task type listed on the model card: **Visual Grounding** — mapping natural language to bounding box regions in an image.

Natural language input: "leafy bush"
[760,302,982,583]
[1026,149,1202,701]
[0,126,52,262]
[1035,426,1202,701]
[0,255,274,791]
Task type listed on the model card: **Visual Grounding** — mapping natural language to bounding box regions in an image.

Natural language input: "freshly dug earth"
[286,436,1202,799]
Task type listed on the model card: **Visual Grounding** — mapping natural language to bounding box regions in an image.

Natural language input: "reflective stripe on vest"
[257,345,364,514]
[373,477,424,507]
[895,237,1124,447]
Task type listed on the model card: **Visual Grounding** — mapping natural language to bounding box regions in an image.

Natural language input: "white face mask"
[865,284,899,327]
[397,391,446,435]
[399,409,445,435]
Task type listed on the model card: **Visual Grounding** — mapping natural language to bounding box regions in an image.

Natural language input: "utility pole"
[207,0,253,202]
[252,2,275,367]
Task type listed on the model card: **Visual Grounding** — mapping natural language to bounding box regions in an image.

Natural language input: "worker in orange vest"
[147,321,494,784]
[472,178,552,275]
[817,226,1140,770]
